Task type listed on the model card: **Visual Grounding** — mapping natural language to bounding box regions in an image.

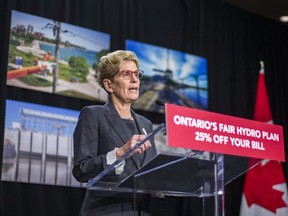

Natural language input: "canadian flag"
[240,62,288,215]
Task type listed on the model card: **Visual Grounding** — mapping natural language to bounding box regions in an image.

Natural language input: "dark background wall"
[0,0,287,215]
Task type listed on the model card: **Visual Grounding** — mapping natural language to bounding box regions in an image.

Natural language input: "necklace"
[121,115,134,120]
[114,104,133,120]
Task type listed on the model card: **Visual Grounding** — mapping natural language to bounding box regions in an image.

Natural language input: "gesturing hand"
[116,134,151,158]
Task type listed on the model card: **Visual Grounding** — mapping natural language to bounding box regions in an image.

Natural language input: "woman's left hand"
[116,134,151,158]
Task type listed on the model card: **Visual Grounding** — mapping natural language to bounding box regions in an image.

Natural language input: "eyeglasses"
[118,70,144,80]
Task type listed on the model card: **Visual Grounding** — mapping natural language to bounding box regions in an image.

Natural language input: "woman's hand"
[116,134,151,158]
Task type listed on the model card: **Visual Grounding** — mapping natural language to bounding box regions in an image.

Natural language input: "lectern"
[86,124,262,216]
[86,104,284,215]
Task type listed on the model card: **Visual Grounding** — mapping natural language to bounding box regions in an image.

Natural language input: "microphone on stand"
[155,99,167,135]
[155,99,166,107]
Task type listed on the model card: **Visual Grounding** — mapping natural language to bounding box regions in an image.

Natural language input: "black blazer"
[72,99,157,183]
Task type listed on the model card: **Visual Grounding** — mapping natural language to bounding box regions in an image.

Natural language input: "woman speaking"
[72,50,157,215]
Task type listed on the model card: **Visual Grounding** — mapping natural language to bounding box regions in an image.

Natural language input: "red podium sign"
[165,104,285,161]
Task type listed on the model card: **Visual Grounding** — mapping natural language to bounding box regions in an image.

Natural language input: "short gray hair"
[96,50,140,89]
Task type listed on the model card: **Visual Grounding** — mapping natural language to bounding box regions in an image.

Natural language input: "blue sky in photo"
[11,10,110,52]
[126,40,208,87]
[5,99,79,129]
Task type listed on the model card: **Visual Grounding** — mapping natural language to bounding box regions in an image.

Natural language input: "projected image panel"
[7,10,110,102]
[126,40,208,113]
[1,99,84,188]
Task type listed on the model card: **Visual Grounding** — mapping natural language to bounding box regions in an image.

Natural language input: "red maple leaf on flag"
[240,62,288,215]
[244,160,287,213]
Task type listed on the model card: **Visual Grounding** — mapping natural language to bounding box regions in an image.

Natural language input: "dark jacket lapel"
[103,100,131,145]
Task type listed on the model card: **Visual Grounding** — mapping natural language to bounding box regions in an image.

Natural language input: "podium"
[86,124,262,216]
[86,104,284,215]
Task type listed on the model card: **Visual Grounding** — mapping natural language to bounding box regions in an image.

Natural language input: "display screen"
[1,99,84,187]
[126,40,208,113]
[7,10,110,102]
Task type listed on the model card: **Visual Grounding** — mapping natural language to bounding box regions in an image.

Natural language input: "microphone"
[155,99,167,135]
[155,99,166,106]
